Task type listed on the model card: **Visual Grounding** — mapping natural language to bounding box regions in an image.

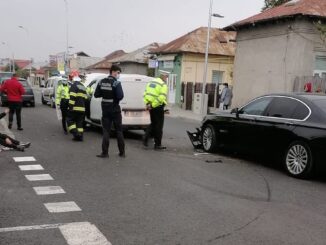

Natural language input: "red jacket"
[0,77,25,102]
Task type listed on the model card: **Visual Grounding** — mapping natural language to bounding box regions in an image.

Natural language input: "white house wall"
[232,19,325,107]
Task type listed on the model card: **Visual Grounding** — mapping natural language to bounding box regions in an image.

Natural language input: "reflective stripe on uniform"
[101,87,112,91]
[70,92,77,97]
[150,81,164,87]
[77,93,87,99]
[102,99,113,103]
[69,100,75,105]
[68,124,76,131]
[73,106,85,112]
[77,128,84,133]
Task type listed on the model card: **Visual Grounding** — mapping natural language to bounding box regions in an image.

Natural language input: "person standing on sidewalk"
[0,108,30,152]
[220,83,232,110]
[0,73,25,130]
[94,65,125,158]
[56,79,70,134]
[143,71,168,150]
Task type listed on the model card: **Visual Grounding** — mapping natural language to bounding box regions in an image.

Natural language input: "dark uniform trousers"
[101,112,125,155]
[0,133,20,149]
[60,99,69,132]
[67,111,85,139]
[145,105,164,147]
[8,101,22,128]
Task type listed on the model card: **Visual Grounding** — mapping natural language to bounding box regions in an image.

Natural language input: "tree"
[4,62,19,72]
[262,0,291,11]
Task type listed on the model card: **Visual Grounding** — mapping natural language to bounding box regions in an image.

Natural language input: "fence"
[293,76,326,93]
[181,82,222,111]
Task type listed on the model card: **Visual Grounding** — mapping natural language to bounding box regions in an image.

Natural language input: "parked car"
[85,74,151,130]
[41,76,68,108]
[1,78,35,107]
[188,93,326,179]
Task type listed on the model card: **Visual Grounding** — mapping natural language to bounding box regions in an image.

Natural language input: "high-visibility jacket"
[86,86,94,99]
[68,81,87,113]
[56,84,70,105]
[143,78,168,108]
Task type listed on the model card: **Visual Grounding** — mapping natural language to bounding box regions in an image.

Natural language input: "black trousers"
[0,133,20,149]
[67,111,85,139]
[8,102,22,128]
[101,112,125,155]
[145,105,165,146]
[60,99,69,132]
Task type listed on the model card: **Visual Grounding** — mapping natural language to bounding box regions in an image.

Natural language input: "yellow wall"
[181,53,234,85]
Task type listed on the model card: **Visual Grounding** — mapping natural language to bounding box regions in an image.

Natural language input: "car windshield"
[19,80,29,87]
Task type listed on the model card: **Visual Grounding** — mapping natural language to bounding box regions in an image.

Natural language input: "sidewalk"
[166,106,204,122]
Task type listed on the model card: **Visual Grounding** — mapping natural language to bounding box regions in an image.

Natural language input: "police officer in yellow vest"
[143,71,168,150]
[56,79,70,134]
[67,75,88,141]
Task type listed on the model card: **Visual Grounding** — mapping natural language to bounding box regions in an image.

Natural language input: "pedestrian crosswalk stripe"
[44,201,81,213]
[33,186,65,195]
[13,156,36,162]
[19,165,44,171]
[0,222,112,245]
[60,222,112,245]
[25,174,53,181]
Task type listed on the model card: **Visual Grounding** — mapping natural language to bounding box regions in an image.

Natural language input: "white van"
[41,76,68,108]
[86,74,152,130]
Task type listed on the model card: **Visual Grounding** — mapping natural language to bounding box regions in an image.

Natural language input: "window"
[266,97,309,120]
[240,97,273,116]
[212,70,223,84]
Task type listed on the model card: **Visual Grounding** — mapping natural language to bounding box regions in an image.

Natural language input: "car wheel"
[201,124,217,153]
[41,96,47,105]
[284,141,313,179]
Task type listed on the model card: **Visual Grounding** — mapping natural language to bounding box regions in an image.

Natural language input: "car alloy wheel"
[202,124,217,153]
[285,141,313,178]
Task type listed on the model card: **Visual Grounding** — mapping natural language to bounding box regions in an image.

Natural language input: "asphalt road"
[1,89,326,244]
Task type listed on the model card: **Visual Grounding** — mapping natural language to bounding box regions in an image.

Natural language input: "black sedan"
[189,93,326,178]
[1,78,35,107]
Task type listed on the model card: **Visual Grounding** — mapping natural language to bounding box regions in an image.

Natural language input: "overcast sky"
[0,0,263,63]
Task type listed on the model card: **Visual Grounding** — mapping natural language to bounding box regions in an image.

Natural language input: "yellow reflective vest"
[56,84,70,105]
[143,78,168,108]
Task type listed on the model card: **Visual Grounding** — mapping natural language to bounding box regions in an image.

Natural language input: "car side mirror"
[231,108,240,117]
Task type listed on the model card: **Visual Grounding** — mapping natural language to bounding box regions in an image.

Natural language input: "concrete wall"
[181,53,234,85]
[119,62,148,75]
[70,57,103,72]
[232,17,326,107]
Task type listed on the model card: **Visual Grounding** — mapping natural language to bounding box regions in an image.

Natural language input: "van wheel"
[201,124,217,153]
[284,141,313,179]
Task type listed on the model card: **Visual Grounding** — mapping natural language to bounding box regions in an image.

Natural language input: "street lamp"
[201,0,224,115]
[18,26,33,80]
[1,41,14,72]
[64,0,70,74]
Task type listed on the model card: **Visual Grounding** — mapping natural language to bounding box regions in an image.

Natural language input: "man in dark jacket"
[94,65,125,158]
[0,109,30,151]
[0,73,25,130]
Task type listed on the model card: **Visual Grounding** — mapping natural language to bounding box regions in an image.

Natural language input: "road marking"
[60,222,112,245]
[0,222,112,245]
[25,174,53,181]
[0,223,64,233]
[19,164,44,171]
[44,201,81,213]
[194,153,210,156]
[33,186,65,195]
[13,156,36,162]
